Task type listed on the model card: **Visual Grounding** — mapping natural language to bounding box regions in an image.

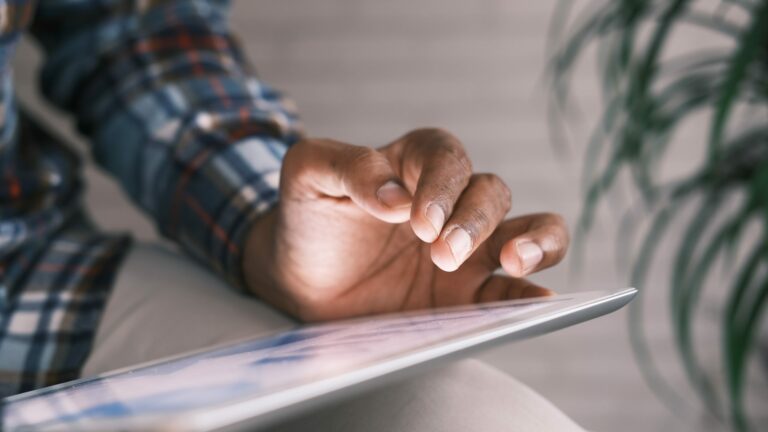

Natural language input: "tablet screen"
[2,290,634,431]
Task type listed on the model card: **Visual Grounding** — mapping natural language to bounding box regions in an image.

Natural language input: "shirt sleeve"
[30,0,302,290]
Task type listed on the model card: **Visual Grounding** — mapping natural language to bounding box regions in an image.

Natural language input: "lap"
[274,358,585,432]
[82,242,294,376]
[83,242,584,432]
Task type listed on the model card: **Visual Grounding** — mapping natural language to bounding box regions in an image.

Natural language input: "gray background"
[13,1,765,431]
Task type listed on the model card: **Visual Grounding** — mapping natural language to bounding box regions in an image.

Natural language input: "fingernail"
[517,241,543,274]
[446,228,472,265]
[425,204,445,236]
[377,181,411,208]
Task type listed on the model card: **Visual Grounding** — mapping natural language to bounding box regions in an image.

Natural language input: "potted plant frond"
[550,1,768,430]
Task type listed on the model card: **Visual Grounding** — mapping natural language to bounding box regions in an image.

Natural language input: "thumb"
[281,138,411,223]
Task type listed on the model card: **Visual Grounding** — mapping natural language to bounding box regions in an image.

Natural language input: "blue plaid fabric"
[0,0,301,397]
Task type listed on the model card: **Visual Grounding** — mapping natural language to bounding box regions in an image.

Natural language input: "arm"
[31,0,301,288]
[31,1,571,324]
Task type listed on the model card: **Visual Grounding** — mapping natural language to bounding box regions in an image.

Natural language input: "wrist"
[242,206,280,300]
[242,204,305,318]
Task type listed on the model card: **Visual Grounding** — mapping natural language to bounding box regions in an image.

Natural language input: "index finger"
[384,128,473,243]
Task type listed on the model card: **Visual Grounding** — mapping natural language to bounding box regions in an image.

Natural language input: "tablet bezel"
[2,288,637,431]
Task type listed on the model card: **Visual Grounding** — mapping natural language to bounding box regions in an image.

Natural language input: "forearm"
[32,0,301,288]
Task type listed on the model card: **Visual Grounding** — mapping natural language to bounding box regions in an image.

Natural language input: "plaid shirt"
[0,0,301,398]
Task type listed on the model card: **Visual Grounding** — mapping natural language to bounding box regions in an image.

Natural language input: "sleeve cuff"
[167,134,288,291]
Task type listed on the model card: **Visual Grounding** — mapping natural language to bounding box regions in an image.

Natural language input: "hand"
[243,128,569,321]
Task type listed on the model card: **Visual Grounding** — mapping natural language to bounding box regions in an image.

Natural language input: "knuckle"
[405,127,472,173]
[462,207,492,241]
[441,144,472,173]
[338,149,367,186]
[425,175,466,203]
[342,146,390,180]
[471,207,492,229]
[408,127,457,142]
[346,145,380,167]
[475,173,511,209]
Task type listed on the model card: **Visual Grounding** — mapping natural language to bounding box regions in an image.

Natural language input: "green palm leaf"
[708,0,768,160]
[550,0,768,429]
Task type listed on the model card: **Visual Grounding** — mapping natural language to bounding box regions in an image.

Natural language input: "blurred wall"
[11,1,737,431]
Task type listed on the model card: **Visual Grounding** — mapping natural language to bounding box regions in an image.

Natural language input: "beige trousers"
[82,243,585,432]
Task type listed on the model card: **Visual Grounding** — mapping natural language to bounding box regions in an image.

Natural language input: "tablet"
[2,288,636,431]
